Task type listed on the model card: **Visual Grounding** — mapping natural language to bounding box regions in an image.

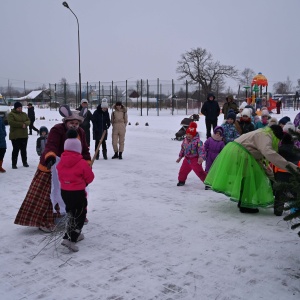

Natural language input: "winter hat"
[64,129,82,153]
[213,126,224,136]
[268,117,278,126]
[283,122,296,133]
[14,101,22,109]
[278,116,291,126]
[63,110,84,124]
[239,101,247,110]
[226,94,234,101]
[227,111,236,121]
[101,98,108,108]
[207,93,215,100]
[186,122,198,137]
[39,126,48,135]
[241,108,251,118]
[81,99,88,104]
[245,105,255,115]
[236,113,241,120]
[261,109,269,117]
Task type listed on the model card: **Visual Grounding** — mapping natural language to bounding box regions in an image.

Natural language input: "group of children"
[176,106,300,216]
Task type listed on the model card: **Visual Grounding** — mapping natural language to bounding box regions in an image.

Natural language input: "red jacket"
[57,150,94,191]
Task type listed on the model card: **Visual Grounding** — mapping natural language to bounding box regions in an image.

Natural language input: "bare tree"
[176,47,238,96]
[238,68,255,87]
[273,77,293,94]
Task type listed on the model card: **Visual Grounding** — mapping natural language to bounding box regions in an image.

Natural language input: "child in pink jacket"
[176,122,206,186]
[57,129,94,252]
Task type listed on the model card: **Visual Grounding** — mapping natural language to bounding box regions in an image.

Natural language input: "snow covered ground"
[0,106,299,300]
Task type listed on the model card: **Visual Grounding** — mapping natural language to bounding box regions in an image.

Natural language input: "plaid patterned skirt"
[14,169,58,228]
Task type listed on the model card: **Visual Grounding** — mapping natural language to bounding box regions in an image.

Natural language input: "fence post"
[157,78,159,116]
[111,81,114,104]
[186,80,188,115]
[140,79,143,116]
[126,80,128,108]
[147,79,149,116]
[64,82,67,105]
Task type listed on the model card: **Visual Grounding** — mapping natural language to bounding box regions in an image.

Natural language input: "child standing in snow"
[36,126,48,156]
[57,129,94,252]
[0,116,7,173]
[176,122,206,186]
[221,111,240,144]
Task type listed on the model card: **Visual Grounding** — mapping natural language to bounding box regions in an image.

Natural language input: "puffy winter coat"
[201,99,220,121]
[92,105,110,140]
[8,109,30,140]
[178,133,205,159]
[204,136,225,171]
[57,150,94,191]
[0,117,7,148]
[221,122,240,144]
[38,123,91,172]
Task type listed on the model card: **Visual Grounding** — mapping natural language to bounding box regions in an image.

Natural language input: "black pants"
[0,148,6,161]
[205,119,218,138]
[29,119,39,134]
[11,138,28,166]
[61,189,87,242]
[95,140,107,158]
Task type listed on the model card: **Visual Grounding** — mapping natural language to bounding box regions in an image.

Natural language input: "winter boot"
[0,160,6,173]
[239,207,259,214]
[23,162,29,167]
[118,152,123,160]
[61,239,79,252]
[103,150,108,160]
[177,181,185,186]
[112,152,118,159]
[12,164,17,169]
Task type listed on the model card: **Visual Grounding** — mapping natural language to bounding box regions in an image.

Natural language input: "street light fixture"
[62,1,81,107]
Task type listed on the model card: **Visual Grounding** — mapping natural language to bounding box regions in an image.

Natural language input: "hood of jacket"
[112,104,127,112]
[60,150,83,168]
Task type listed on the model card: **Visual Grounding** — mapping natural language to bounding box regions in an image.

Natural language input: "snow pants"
[112,123,126,152]
[178,157,207,183]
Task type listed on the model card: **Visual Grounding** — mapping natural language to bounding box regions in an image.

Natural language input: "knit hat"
[245,105,255,115]
[186,122,197,137]
[278,116,291,126]
[81,99,88,104]
[241,108,251,118]
[14,101,22,109]
[101,98,108,108]
[261,109,270,118]
[213,126,224,136]
[239,101,247,110]
[39,126,48,135]
[227,111,236,121]
[64,129,82,153]
[268,117,278,126]
[283,122,296,133]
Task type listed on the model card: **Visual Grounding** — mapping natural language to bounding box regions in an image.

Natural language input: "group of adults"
[13,98,128,232]
[201,92,300,214]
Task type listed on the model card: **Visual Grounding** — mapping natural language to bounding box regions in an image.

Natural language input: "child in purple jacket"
[204,126,225,172]
[176,122,206,186]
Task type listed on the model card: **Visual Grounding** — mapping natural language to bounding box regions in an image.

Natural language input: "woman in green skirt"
[204,125,299,213]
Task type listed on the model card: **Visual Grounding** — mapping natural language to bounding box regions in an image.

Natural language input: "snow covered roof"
[13,90,44,101]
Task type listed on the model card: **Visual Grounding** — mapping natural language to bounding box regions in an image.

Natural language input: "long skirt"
[204,142,274,208]
[14,169,57,228]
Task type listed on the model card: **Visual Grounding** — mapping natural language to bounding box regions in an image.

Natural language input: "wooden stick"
[91,130,107,166]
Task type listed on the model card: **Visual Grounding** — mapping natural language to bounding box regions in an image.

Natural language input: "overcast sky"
[1,0,300,91]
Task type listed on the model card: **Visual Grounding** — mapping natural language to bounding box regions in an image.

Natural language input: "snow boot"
[112,152,118,159]
[0,160,6,173]
[177,181,185,186]
[76,233,85,242]
[205,185,211,190]
[23,162,29,167]
[103,150,107,160]
[239,207,259,214]
[118,152,123,160]
[61,239,79,252]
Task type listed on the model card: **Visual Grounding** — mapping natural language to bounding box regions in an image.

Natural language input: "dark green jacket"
[8,109,30,140]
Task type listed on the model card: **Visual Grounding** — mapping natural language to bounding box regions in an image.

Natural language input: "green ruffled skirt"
[204,142,274,208]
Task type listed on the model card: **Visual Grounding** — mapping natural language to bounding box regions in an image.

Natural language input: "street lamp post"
[62,1,81,107]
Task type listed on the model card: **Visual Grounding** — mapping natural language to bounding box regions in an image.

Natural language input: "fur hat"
[241,108,251,118]
[14,101,22,109]
[214,126,224,136]
[81,99,88,104]
[64,129,82,153]
[101,98,108,108]
[227,111,236,121]
[283,122,296,133]
[278,116,291,126]
[268,117,278,126]
[59,105,85,124]
[63,111,84,124]
[186,122,198,137]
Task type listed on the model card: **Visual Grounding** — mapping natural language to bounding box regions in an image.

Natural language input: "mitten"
[45,156,56,170]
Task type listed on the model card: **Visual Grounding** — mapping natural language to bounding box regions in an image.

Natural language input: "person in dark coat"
[76,99,93,147]
[222,95,239,120]
[92,99,111,160]
[201,93,220,138]
[0,116,7,172]
[27,103,39,135]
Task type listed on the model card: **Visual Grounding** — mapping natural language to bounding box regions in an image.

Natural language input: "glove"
[45,156,56,170]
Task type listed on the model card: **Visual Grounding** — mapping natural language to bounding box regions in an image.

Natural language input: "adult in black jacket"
[92,100,110,160]
[27,103,39,135]
[76,99,93,147]
[201,93,220,138]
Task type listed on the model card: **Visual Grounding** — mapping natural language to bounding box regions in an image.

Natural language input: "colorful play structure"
[244,72,277,112]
